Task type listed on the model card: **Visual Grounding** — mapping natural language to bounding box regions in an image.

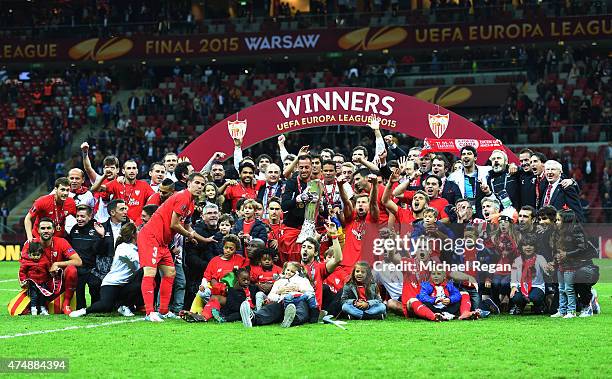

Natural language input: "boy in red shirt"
[250,248,282,309]
[24,177,77,241]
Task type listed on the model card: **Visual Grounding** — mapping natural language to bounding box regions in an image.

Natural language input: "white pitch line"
[0,289,20,291]
[0,279,17,283]
[0,318,143,339]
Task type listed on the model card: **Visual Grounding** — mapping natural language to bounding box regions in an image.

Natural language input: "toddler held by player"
[18,242,51,316]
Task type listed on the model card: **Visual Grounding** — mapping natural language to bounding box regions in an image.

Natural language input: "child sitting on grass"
[340,262,386,320]
[416,268,462,321]
[198,234,246,319]
[211,268,256,323]
[250,248,282,310]
[18,242,51,316]
[268,261,317,311]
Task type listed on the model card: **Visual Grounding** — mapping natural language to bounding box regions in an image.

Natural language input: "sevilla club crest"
[428,113,449,138]
[228,119,247,140]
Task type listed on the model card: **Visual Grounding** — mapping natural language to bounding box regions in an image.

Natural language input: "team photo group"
[16,115,601,327]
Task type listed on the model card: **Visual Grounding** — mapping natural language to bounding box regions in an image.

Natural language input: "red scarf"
[72,186,89,195]
[243,286,254,309]
[520,256,537,297]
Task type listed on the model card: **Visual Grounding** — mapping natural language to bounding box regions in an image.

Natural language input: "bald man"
[65,168,95,233]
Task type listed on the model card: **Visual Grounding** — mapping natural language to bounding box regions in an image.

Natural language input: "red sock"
[158,276,175,315]
[62,266,78,309]
[202,297,221,320]
[460,293,472,314]
[411,300,436,321]
[141,275,156,315]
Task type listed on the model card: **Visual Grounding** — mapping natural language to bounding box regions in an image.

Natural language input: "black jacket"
[537,180,584,222]
[232,218,268,243]
[441,178,461,206]
[555,225,596,270]
[68,220,104,269]
[184,221,219,284]
[519,170,537,208]
[281,174,309,228]
[256,182,284,204]
[487,169,520,210]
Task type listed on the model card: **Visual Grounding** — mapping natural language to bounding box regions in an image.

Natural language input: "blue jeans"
[342,302,387,319]
[284,292,317,310]
[557,270,576,314]
[170,262,186,313]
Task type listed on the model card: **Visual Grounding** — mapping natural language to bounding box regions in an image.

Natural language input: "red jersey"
[342,210,376,268]
[105,179,154,224]
[18,255,51,284]
[21,237,78,265]
[243,219,255,235]
[146,192,162,206]
[266,222,284,244]
[139,189,194,246]
[204,254,247,282]
[376,184,390,227]
[395,207,417,236]
[302,260,329,309]
[357,285,367,301]
[428,197,449,220]
[250,264,282,284]
[224,180,263,211]
[29,194,76,238]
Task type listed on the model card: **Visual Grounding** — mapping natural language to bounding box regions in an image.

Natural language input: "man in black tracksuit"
[68,205,105,309]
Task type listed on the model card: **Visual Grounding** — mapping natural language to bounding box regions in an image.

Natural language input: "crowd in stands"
[15,117,602,326]
[0,0,605,37]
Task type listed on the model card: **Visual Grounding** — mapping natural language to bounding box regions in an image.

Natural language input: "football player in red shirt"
[301,221,342,315]
[146,179,175,206]
[25,177,77,242]
[92,160,155,225]
[138,172,212,322]
[333,173,379,287]
[221,161,262,212]
[21,218,82,315]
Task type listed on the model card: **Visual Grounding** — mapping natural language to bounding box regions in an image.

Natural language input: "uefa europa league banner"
[180,87,517,169]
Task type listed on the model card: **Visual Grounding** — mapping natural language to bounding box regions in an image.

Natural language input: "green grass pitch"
[0,260,611,378]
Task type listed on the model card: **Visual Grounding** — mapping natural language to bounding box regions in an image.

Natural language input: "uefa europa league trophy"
[296,179,323,244]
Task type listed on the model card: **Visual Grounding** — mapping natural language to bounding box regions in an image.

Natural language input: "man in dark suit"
[257,163,283,219]
[127,92,140,115]
[538,160,584,221]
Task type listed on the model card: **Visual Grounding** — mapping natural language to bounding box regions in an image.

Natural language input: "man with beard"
[184,203,220,311]
[351,146,369,170]
[486,149,521,211]
[257,163,283,218]
[320,160,352,218]
[265,198,284,251]
[383,168,430,235]
[353,168,388,227]
[65,168,96,234]
[280,153,318,262]
[68,205,105,310]
[517,205,536,245]
[163,152,178,182]
[331,172,379,289]
[81,142,119,223]
[221,161,262,212]
[518,149,536,207]
[148,162,166,192]
[539,160,584,221]
[146,179,175,206]
[240,222,342,327]
[421,175,450,223]
[310,155,323,180]
[92,160,155,226]
[431,155,461,206]
[448,146,492,219]
[25,177,77,242]
[200,152,227,187]
[20,218,82,315]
